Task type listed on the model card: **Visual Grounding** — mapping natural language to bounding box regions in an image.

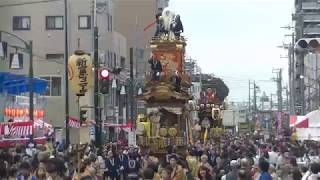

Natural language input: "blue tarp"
[0,72,48,95]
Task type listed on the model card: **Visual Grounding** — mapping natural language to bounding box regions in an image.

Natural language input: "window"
[78,15,91,29]
[13,16,31,30]
[46,54,64,60]
[40,76,62,96]
[46,16,63,30]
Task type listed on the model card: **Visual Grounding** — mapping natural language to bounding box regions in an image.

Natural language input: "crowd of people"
[0,133,319,180]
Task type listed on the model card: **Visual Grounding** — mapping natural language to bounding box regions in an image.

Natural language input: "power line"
[0,0,61,8]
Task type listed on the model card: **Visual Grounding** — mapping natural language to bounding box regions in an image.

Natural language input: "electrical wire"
[0,0,62,8]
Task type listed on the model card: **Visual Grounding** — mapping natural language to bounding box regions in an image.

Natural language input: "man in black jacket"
[148,56,162,81]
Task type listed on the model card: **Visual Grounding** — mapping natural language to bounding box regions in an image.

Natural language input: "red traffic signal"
[100,68,109,79]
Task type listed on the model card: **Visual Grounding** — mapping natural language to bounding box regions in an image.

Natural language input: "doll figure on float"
[149,111,161,137]
[206,88,216,104]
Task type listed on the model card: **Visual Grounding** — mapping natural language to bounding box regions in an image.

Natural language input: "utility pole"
[273,69,283,112]
[130,48,135,129]
[316,53,319,110]
[29,41,34,123]
[280,26,295,114]
[249,80,251,113]
[64,0,70,147]
[286,87,289,111]
[308,85,311,112]
[270,93,273,110]
[93,0,102,154]
[290,33,295,115]
[253,81,257,112]
[279,69,283,112]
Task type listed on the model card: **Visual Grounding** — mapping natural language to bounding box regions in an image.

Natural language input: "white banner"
[297,128,320,141]
[128,131,136,146]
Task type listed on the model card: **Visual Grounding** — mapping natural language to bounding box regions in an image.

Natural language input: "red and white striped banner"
[68,117,80,128]
[34,119,52,128]
[0,121,33,136]
[67,117,96,128]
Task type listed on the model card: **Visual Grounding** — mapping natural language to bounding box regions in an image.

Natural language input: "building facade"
[294,0,320,114]
[304,53,320,112]
[113,0,170,121]
[0,0,128,128]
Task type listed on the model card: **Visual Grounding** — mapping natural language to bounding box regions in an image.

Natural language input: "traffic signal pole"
[93,0,102,154]
[64,0,70,147]
[94,26,102,153]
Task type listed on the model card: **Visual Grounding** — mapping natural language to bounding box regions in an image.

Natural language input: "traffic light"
[295,38,320,52]
[80,109,88,124]
[99,68,110,94]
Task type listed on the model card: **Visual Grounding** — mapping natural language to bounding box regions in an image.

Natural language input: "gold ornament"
[159,128,168,137]
[168,128,177,137]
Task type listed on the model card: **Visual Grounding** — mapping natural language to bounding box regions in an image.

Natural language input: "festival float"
[193,88,224,143]
[136,8,192,156]
[0,72,52,147]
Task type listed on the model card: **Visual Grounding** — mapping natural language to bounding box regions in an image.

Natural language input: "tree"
[201,74,229,103]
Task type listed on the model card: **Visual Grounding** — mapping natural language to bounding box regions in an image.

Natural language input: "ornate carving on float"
[136,8,192,154]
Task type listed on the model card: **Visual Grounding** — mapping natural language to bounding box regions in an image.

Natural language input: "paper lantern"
[6,108,11,116]
[68,50,93,96]
[34,109,38,118]
[4,107,9,116]
[24,108,29,116]
[11,108,15,117]
[38,109,44,118]
[18,108,24,117]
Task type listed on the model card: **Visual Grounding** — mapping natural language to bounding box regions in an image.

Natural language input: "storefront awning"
[0,72,48,95]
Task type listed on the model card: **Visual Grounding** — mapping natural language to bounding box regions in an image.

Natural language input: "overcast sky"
[169,0,293,103]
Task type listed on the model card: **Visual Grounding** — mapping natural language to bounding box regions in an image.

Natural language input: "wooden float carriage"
[136,36,193,157]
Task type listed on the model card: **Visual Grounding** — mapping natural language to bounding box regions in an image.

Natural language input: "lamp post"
[120,85,126,124]
[0,31,34,122]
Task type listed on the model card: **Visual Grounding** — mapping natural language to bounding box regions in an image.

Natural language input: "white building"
[0,0,128,127]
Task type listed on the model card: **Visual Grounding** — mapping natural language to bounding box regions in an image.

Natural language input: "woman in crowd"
[196,166,215,180]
